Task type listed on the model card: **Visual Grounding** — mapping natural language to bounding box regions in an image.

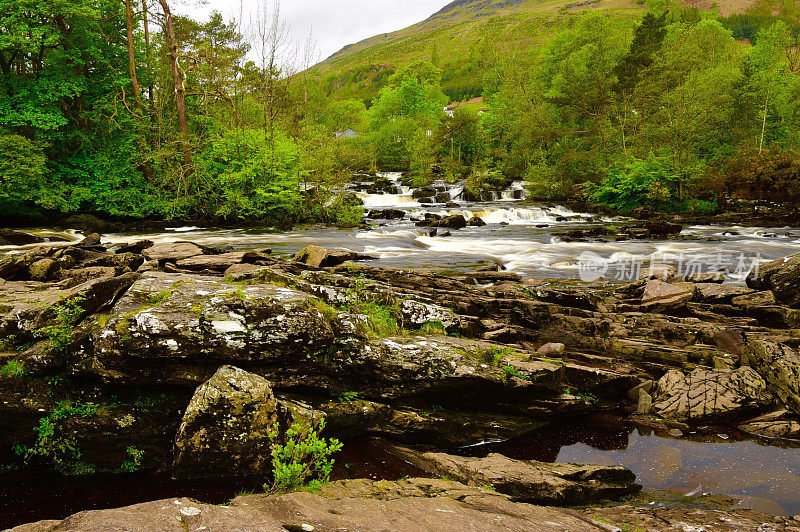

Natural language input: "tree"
[747,21,792,153]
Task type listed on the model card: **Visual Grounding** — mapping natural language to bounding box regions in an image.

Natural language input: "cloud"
[176,0,451,65]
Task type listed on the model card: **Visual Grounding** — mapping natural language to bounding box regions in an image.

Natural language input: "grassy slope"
[309,0,798,103]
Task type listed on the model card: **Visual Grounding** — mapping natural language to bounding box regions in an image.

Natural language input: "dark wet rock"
[652,367,771,422]
[641,221,683,237]
[435,192,451,203]
[320,400,544,446]
[748,252,800,307]
[747,340,800,415]
[464,271,521,283]
[115,240,154,255]
[411,187,436,199]
[173,365,282,479]
[60,214,120,234]
[560,226,615,241]
[466,216,486,227]
[75,233,103,248]
[713,328,747,357]
[738,409,800,439]
[428,214,467,229]
[367,209,405,220]
[0,229,44,246]
[142,242,204,263]
[385,443,640,506]
[292,244,373,268]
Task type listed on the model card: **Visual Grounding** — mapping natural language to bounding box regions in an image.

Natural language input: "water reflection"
[460,415,800,515]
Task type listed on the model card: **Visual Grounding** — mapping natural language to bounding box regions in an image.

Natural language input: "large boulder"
[747,252,800,307]
[92,272,346,385]
[385,444,640,506]
[746,340,800,414]
[173,365,281,479]
[652,367,772,422]
[292,245,371,268]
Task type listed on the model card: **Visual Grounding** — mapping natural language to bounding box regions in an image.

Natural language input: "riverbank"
[1,233,800,528]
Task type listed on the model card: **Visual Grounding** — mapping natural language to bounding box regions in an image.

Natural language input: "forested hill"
[314,0,800,102]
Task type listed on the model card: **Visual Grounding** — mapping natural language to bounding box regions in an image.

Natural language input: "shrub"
[0,360,25,377]
[36,295,86,351]
[265,419,343,494]
[16,400,100,474]
[121,446,145,472]
[586,156,679,212]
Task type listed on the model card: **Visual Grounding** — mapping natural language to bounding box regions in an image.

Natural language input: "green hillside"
[312,0,800,102]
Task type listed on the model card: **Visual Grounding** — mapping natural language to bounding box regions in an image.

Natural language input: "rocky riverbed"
[2,231,800,530]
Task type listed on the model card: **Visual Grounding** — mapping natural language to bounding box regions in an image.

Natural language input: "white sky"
[176,0,452,66]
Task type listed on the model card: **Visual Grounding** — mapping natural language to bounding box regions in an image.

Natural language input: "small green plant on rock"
[265,419,343,494]
[337,391,360,402]
[0,359,25,376]
[419,321,447,335]
[476,346,516,366]
[121,446,145,472]
[36,295,86,351]
[502,365,529,381]
[16,400,100,474]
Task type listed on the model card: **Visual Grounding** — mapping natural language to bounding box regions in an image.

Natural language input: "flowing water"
[8,172,800,282]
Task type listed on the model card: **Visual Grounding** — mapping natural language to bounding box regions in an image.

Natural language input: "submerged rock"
[385,443,640,505]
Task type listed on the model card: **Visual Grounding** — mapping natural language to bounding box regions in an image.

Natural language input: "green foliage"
[419,321,448,335]
[476,346,516,366]
[502,365,529,381]
[340,277,402,337]
[586,155,681,211]
[337,391,360,402]
[265,419,343,494]
[0,360,25,377]
[121,446,145,472]
[16,400,100,474]
[36,296,86,351]
[197,128,302,223]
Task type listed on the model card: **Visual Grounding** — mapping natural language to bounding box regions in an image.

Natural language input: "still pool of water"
[457,415,800,516]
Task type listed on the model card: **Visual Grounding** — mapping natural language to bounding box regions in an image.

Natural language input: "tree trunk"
[759,90,770,155]
[142,0,154,112]
[157,0,193,175]
[124,0,143,114]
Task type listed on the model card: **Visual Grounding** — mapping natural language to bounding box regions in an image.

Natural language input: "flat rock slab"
[142,242,204,262]
[652,367,771,422]
[641,280,692,308]
[9,479,630,532]
[385,444,640,505]
[176,252,247,271]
